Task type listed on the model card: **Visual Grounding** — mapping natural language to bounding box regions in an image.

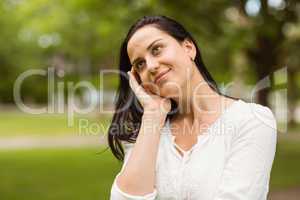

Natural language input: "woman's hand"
[127,68,171,116]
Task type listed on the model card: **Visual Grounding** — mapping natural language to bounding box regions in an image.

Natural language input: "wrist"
[143,109,167,118]
[142,111,167,125]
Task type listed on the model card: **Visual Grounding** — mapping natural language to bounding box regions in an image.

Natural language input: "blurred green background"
[0,0,300,199]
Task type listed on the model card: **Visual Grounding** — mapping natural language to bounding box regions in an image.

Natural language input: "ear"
[181,38,196,61]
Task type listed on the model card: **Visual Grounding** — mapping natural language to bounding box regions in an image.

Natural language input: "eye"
[151,45,162,56]
[134,60,146,71]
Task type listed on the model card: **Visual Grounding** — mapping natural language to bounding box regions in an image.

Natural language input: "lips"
[154,69,171,84]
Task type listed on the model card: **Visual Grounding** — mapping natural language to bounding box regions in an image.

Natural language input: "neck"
[172,70,228,124]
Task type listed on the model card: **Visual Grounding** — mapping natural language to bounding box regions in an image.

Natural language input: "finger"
[128,67,141,90]
[127,71,150,100]
[142,82,156,94]
[128,72,152,107]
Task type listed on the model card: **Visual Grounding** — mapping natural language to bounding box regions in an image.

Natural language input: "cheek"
[155,73,185,98]
[162,48,190,74]
[159,82,182,98]
[162,49,179,65]
[139,74,157,92]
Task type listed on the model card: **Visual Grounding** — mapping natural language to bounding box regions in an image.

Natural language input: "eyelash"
[135,61,145,70]
[151,45,162,55]
[134,45,163,70]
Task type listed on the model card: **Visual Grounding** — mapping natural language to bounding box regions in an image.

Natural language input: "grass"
[0,147,122,200]
[0,139,299,200]
[0,110,299,199]
[0,111,111,137]
[270,138,300,190]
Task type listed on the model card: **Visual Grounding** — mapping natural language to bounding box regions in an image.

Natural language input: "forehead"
[127,26,171,58]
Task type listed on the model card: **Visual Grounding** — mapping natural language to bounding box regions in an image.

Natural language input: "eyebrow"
[131,38,163,66]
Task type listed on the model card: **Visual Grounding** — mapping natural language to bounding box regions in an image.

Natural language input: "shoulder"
[231,99,276,129]
[227,99,277,143]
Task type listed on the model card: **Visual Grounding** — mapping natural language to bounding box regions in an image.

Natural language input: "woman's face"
[127,25,197,99]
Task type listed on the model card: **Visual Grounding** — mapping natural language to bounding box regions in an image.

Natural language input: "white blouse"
[110,99,277,200]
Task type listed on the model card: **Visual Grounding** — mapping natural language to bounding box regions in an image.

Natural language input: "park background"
[0,0,299,199]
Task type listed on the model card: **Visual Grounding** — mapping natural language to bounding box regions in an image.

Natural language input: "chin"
[158,85,181,99]
[161,78,182,94]
[150,77,183,98]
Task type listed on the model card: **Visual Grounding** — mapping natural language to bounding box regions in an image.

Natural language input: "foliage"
[0,0,299,109]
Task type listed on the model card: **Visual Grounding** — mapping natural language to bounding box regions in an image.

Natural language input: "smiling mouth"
[155,69,171,84]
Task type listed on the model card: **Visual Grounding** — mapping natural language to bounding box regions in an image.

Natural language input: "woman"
[108,15,277,200]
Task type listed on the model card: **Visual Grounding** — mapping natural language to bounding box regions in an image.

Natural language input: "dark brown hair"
[107,15,233,161]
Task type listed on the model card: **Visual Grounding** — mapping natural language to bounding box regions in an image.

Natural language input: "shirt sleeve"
[110,142,158,200]
[214,105,277,200]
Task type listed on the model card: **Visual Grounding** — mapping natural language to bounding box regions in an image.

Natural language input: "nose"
[146,57,159,73]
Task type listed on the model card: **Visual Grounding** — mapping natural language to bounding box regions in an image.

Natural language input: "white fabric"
[110,100,277,200]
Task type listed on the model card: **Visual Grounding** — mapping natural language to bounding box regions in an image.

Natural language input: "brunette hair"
[107,15,234,161]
